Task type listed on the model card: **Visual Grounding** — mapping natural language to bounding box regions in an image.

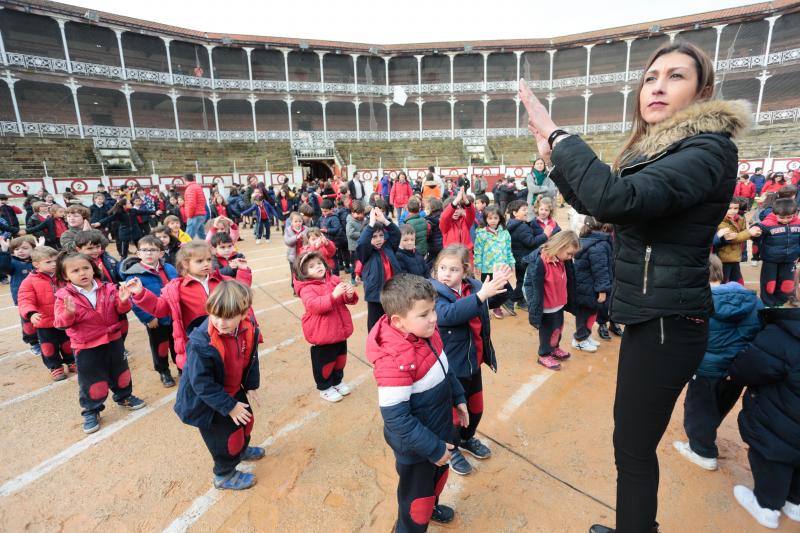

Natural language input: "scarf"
[532,169,548,187]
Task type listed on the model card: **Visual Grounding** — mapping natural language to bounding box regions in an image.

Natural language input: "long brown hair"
[614,41,715,170]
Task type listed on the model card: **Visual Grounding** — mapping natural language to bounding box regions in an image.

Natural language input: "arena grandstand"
[0,0,798,192]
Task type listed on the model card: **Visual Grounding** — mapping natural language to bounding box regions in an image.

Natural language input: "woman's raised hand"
[518,79,559,159]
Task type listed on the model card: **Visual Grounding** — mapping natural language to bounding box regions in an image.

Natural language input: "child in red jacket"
[18,246,74,381]
[53,252,145,434]
[440,188,476,254]
[299,228,337,270]
[295,251,358,403]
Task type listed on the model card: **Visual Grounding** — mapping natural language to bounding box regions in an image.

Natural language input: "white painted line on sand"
[0,347,32,363]
[0,376,73,410]
[497,373,553,422]
[0,323,20,332]
[250,264,289,273]
[252,278,290,288]
[255,299,299,314]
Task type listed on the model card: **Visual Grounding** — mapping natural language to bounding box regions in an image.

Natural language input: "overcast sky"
[64,0,755,44]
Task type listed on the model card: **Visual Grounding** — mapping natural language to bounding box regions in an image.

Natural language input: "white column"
[582,89,591,133]
[666,31,680,43]
[449,97,456,139]
[547,49,556,90]
[755,72,771,123]
[385,98,392,139]
[210,93,221,142]
[624,39,634,82]
[0,8,8,66]
[168,89,181,141]
[161,37,174,84]
[285,96,293,140]
[446,52,456,94]
[320,97,328,141]
[65,78,83,138]
[482,95,489,139]
[712,25,727,69]
[317,51,326,92]
[280,48,291,92]
[415,54,424,95]
[762,15,781,67]
[120,84,135,139]
[514,95,520,137]
[205,44,216,87]
[243,47,254,90]
[481,51,490,92]
[2,72,23,136]
[350,53,359,94]
[383,55,391,95]
[247,94,258,142]
[417,97,423,140]
[354,97,360,141]
[755,16,781,124]
[514,50,523,82]
[621,86,631,131]
[546,94,554,116]
[584,44,594,87]
[55,18,72,73]
[113,29,127,80]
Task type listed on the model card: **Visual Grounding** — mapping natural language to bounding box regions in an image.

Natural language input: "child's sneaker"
[30,344,42,357]
[502,301,517,316]
[319,387,343,403]
[572,338,598,353]
[586,336,601,347]
[491,308,505,319]
[537,355,562,370]
[333,382,351,396]
[734,485,780,529]
[782,501,800,522]
[551,347,572,360]
[50,367,67,381]
[213,469,256,490]
[597,324,611,340]
[241,446,266,461]
[255,239,262,244]
[610,323,624,337]
[672,441,718,471]
[82,412,100,434]
[449,449,473,475]
[431,504,455,523]
[460,437,491,459]
[117,395,146,410]
[67,363,78,374]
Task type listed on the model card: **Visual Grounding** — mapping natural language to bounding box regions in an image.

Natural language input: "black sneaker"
[502,301,517,316]
[597,324,611,340]
[516,302,529,313]
[160,370,176,388]
[610,323,624,337]
[589,526,614,533]
[118,395,146,410]
[460,437,492,459]
[431,504,455,524]
[449,449,473,475]
[83,412,100,434]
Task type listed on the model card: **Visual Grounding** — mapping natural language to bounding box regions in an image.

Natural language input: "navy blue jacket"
[431,277,504,378]
[730,307,800,464]
[0,252,32,304]
[319,213,343,243]
[118,257,178,326]
[396,249,428,277]
[356,222,401,302]
[0,205,20,235]
[226,194,245,218]
[334,207,350,245]
[174,317,261,429]
[507,218,547,265]
[99,252,121,284]
[697,282,762,378]
[425,209,443,260]
[522,248,576,328]
[573,232,613,309]
[754,213,800,264]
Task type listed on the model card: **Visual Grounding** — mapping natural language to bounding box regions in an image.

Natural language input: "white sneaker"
[319,387,343,403]
[334,382,351,396]
[750,260,758,267]
[265,239,270,243]
[734,485,780,529]
[255,239,262,244]
[571,338,597,353]
[783,501,800,522]
[672,441,718,471]
[586,337,600,347]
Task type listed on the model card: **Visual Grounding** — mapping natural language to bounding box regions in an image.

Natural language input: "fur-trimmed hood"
[627,99,752,160]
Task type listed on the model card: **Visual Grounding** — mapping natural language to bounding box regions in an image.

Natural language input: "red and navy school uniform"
[119,257,179,373]
[53,281,133,416]
[0,251,37,347]
[295,272,358,390]
[17,270,74,370]
[356,222,401,331]
[26,215,59,249]
[572,231,613,341]
[753,213,800,307]
[175,317,261,477]
[366,316,465,533]
[211,253,246,278]
[522,248,576,356]
[396,249,428,277]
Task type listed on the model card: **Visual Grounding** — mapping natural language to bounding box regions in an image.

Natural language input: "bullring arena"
[0,0,799,531]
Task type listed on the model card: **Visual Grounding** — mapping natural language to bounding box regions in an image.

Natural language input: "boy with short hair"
[357,207,401,331]
[60,204,92,251]
[753,198,800,306]
[346,200,367,284]
[404,198,429,259]
[397,224,428,277]
[74,230,120,284]
[210,232,248,277]
[366,273,467,531]
[0,235,41,355]
[319,199,343,272]
[299,204,316,228]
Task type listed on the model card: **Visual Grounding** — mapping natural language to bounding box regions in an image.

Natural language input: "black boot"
[597,324,611,340]
[431,504,455,523]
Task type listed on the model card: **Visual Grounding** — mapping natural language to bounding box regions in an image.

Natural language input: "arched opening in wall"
[589,41,627,76]
[716,76,759,106]
[771,12,800,53]
[453,54,482,83]
[213,47,248,79]
[217,99,251,130]
[422,101,450,130]
[255,99,289,131]
[719,20,768,61]
[454,100,482,130]
[76,86,127,127]
[292,100,323,131]
[421,55,449,84]
[251,49,285,81]
[520,51,549,82]
[388,56,418,86]
[487,53,515,82]
[122,33,169,72]
[553,47,587,79]
[288,51,320,82]
[761,71,800,112]
[130,93,174,129]
[64,21,119,66]
[357,56,386,87]
[551,96,585,128]
[358,101,386,132]
[628,35,669,72]
[323,54,353,84]
[301,160,333,182]
[587,92,624,124]
[177,96,216,131]
[676,27,718,59]
[0,84,15,121]
[390,101,418,131]
[0,10,63,58]
[327,101,356,130]
[487,99,515,128]
[170,41,210,77]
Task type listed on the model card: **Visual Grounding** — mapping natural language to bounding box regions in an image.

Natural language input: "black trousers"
[511,263,526,304]
[146,323,176,372]
[748,447,800,511]
[367,301,385,332]
[76,339,132,416]
[395,460,449,533]
[682,375,743,458]
[349,251,358,282]
[37,327,74,370]
[310,341,347,390]
[575,306,598,341]
[198,389,253,477]
[538,309,564,356]
[760,261,795,307]
[613,315,708,533]
[722,262,743,284]
[453,372,483,446]
[597,300,611,325]
[117,238,131,258]
[21,317,37,346]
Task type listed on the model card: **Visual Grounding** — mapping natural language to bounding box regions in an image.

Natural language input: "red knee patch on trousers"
[587,314,597,330]
[117,369,131,389]
[41,342,56,357]
[334,354,347,370]
[89,381,109,400]
[780,279,795,294]
[228,428,245,456]
[22,322,35,335]
[549,328,561,347]
[434,469,449,497]
[409,496,435,525]
[321,360,336,379]
[766,280,776,294]
[468,390,484,414]
[60,341,72,356]
[452,406,459,424]
[244,414,254,437]
[157,341,169,358]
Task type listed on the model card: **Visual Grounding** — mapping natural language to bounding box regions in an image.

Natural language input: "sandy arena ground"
[0,220,790,532]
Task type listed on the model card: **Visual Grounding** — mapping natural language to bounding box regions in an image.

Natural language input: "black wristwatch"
[547,129,569,150]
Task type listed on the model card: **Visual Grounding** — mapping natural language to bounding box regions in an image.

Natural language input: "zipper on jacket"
[642,245,652,295]
[659,317,665,345]
[620,150,670,175]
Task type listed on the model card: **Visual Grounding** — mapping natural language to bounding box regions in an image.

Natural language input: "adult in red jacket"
[440,188,476,254]
[734,175,756,209]
[183,173,207,239]
[759,173,785,197]
[389,172,413,219]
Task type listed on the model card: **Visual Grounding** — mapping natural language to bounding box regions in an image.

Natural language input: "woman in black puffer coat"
[520,41,750,533]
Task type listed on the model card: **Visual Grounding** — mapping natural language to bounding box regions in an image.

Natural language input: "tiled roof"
[8,0,800,53]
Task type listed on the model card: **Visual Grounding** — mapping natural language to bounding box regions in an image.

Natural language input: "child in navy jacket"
[571,217,613,352]
[366,274,467,531]
[752,198,800,307]
[396,224,428,277]
[175,280,263,491]
[0,235,40,354]
[319,199,343,271]
[357,207,401,331]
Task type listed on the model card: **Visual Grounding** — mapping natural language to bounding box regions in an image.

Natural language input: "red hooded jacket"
[183,181,206,219]
[18,271,61,328]
[440,202,476,250]
[295,273,358,345]
[389,181,413,208]
[54,282,132,350]
[299,239,337,268]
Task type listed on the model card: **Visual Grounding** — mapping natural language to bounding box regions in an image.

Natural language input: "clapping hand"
[332,282,348,298]
[118,282,132,302]
[63,295,76,314]
[492,263,513,283]
[519,79,559,160]
[477,274,508,302]
[125,277,143,295]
